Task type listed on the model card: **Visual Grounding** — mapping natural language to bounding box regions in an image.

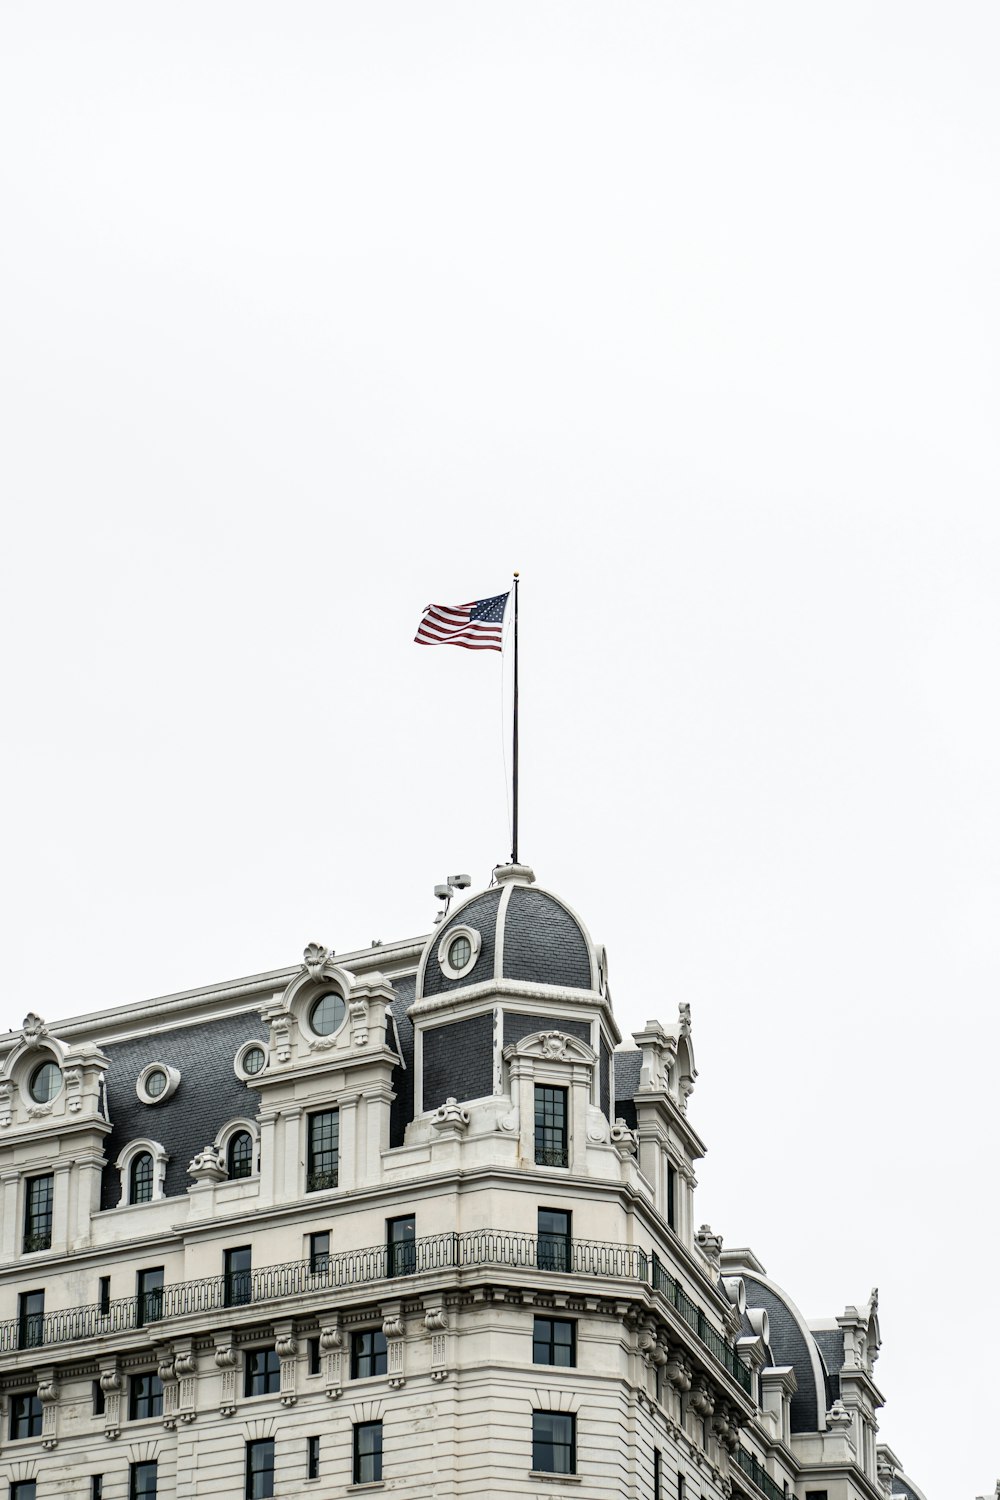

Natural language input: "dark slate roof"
[502,886,593,989]
[743,1275,823,1434]
[614,1049,642,1105]
[100,1012,267,1208]
[811,1327,845,1380]
[421,889,502,998]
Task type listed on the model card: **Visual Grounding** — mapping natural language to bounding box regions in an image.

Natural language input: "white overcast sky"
[1,5,997,1494]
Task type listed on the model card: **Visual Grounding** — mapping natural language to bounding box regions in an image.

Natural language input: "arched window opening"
[227,1130,254,1180]
[130,1150,154,1205]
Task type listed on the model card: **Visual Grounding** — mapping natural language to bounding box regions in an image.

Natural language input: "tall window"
[224,1246,253,1307]
[11,1484,36,1500]
[244,1348,281,1397]
[23,1174,53,1252]
[386,1214,416,1277]
[9,1392,42,1440]
[91,1479,104,1500]
[654,1447,662,1498]
[534,1086,568,1167]
[245,1439,275,1499]
[307,1436,320,1480]
[307,1337,321,1375]
[307,1110,339,1192]
[678,1473,686,1500]
[17,1290,44,1350]
[129,1372,163,1420]
[93,1379,106,1416]
[129,1462,158,1500]
[532,1411,576,1475]
[353,1420,383,1484]
[351,1328,388,1378]
[537,1207,571,1271]
[98,1276,112,1316]
[129,1152,154,1205]
[228,1130,254,1179]
[667,1162,677,1231]
[309,1231,330,1273]
[532,1316,576,1367]
[136,1267,164,1327]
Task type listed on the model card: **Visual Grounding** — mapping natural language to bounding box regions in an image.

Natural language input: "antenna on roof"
[432,873,472,925]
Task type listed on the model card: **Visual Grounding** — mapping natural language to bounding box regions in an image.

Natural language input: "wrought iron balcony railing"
[0,1229,752,1394]
[733,1446,787,1500]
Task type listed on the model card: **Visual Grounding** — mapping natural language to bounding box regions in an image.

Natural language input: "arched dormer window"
[130,1152,154,1204]
[227,1130,254,1180]
[115,1139,169,1208]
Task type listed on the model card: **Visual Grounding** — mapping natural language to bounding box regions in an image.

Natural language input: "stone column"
[281,1107,302,1200]
[0,1171,19,1260]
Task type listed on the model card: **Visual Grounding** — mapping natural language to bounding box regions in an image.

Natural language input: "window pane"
[534,1087,568,1167]
[130,1152,154,1204]
[307,1436,320,1480]
[24,1174,54,1252]
[225,1246,253,1307]
[532,1316,576,1367]
[18,1290,45,1349]
[130,1461,158,1500]
[245,1348,281,1397]
[10,1393,43,1439]
[353,1421,383,1484]
[129,1373,163,1420]
[351,1328,388,1378]
[228,1131,254,1179]
[136,1268,164,1326]
[387,1214,416,1276]
[11,1484,37,1500]
[245,1439,275,1499]
[310,1231,330,1272]
[537,1208,571,1271]
[307,1111,339,1192]
[532,1411,575,1474]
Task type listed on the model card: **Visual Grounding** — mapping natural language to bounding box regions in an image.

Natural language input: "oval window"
[242,1045,266,1077]
[29,1061,62,1103]
[448,934,472,972]
[145,1069,167,1098]
[310,992,346,1037]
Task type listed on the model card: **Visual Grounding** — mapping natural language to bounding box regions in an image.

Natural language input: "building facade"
[0,863,927,1499]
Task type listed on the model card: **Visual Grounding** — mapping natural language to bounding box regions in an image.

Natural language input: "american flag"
[414,592,510,652]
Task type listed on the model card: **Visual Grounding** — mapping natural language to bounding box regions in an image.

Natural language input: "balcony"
[0,1229,752,1394]
[733,1446,787,1500]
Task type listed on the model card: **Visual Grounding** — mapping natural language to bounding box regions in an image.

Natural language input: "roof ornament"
[432,873,471,926]
[303,943,334,981]
[21,1012,49,1048]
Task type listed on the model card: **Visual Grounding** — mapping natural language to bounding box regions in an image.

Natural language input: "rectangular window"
[17,1290,44,1350]
[532,1316,576,1367]
[129,1372,163,1420]
[678,1474,686,1500]
[532,1410,576,1475]
[307,1435,320,1480]
[23,1174,53,1253]
[93,1378,106,1416]
[224,1245,253,1308]
[309,1231,330,1273]
[11,1485,37,1500]
[353,1420,383,1484]
[244,1348,281,1397]
[351,1328,388,1378]
[129,1462,158,1500]
[386,1214,416,1277]
[136,1266,164,1327]
[534,1086,568,1167]
[654,1447,662,1498]
[9,1393,42,1440]
[98,1275,112,1316]
[307,1110,339,1192]
[537,1208,571,1271]
[667,1162,677,1230]
[245,1438,275,1499]
[308,1336,321,1375]
[91,1478,104,1500]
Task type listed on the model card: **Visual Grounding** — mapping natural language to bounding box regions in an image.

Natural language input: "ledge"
[529,1474,582,1484]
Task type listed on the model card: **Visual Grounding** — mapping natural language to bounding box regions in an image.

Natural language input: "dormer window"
[29,1061,61,1104]
[227,1130,254,1180]
[448,934,472,972]
[130,1152,154,1205]
[309,992,346,1038]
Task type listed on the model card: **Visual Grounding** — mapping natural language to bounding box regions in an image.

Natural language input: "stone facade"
[0,864,925,1499]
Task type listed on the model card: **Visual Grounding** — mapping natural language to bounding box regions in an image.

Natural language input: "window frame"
[537,1207,572,1271]
[245,1437,276,1499]
[386,1213,416,1277]
[17,1289,44,1350]
[128,1461,158,1500]
[352,1419,384,1484]
[23,1173,54,1253]
[128,1371,164,1421]
[307,1434,320,1480]
[306,1109,339,1193]
[9,1391,43,1440]
[224,1245,253,1308]
[350,1327,389,1379]
[227,1129,255,1180]
[136,1266,164,1328]
[129,1151,155,1205]
[309,1230,330,1273]
[10,1483,37,1500]
[532,1315,576,1367]
[244,1347,281,1398]
[534,1085,569,1168]
[531,1410,576,1476]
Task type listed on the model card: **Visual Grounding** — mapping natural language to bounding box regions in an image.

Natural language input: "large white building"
[0,863,927,1500]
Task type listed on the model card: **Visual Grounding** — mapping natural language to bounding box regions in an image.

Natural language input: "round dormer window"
[310,991,346,1037]
[437,923,483,981]
[243,1045,266,1076]
[136,1063,181,1105]
[145,1069,167,1098]
[448,934,472,972]
[29,1061,62,1103]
